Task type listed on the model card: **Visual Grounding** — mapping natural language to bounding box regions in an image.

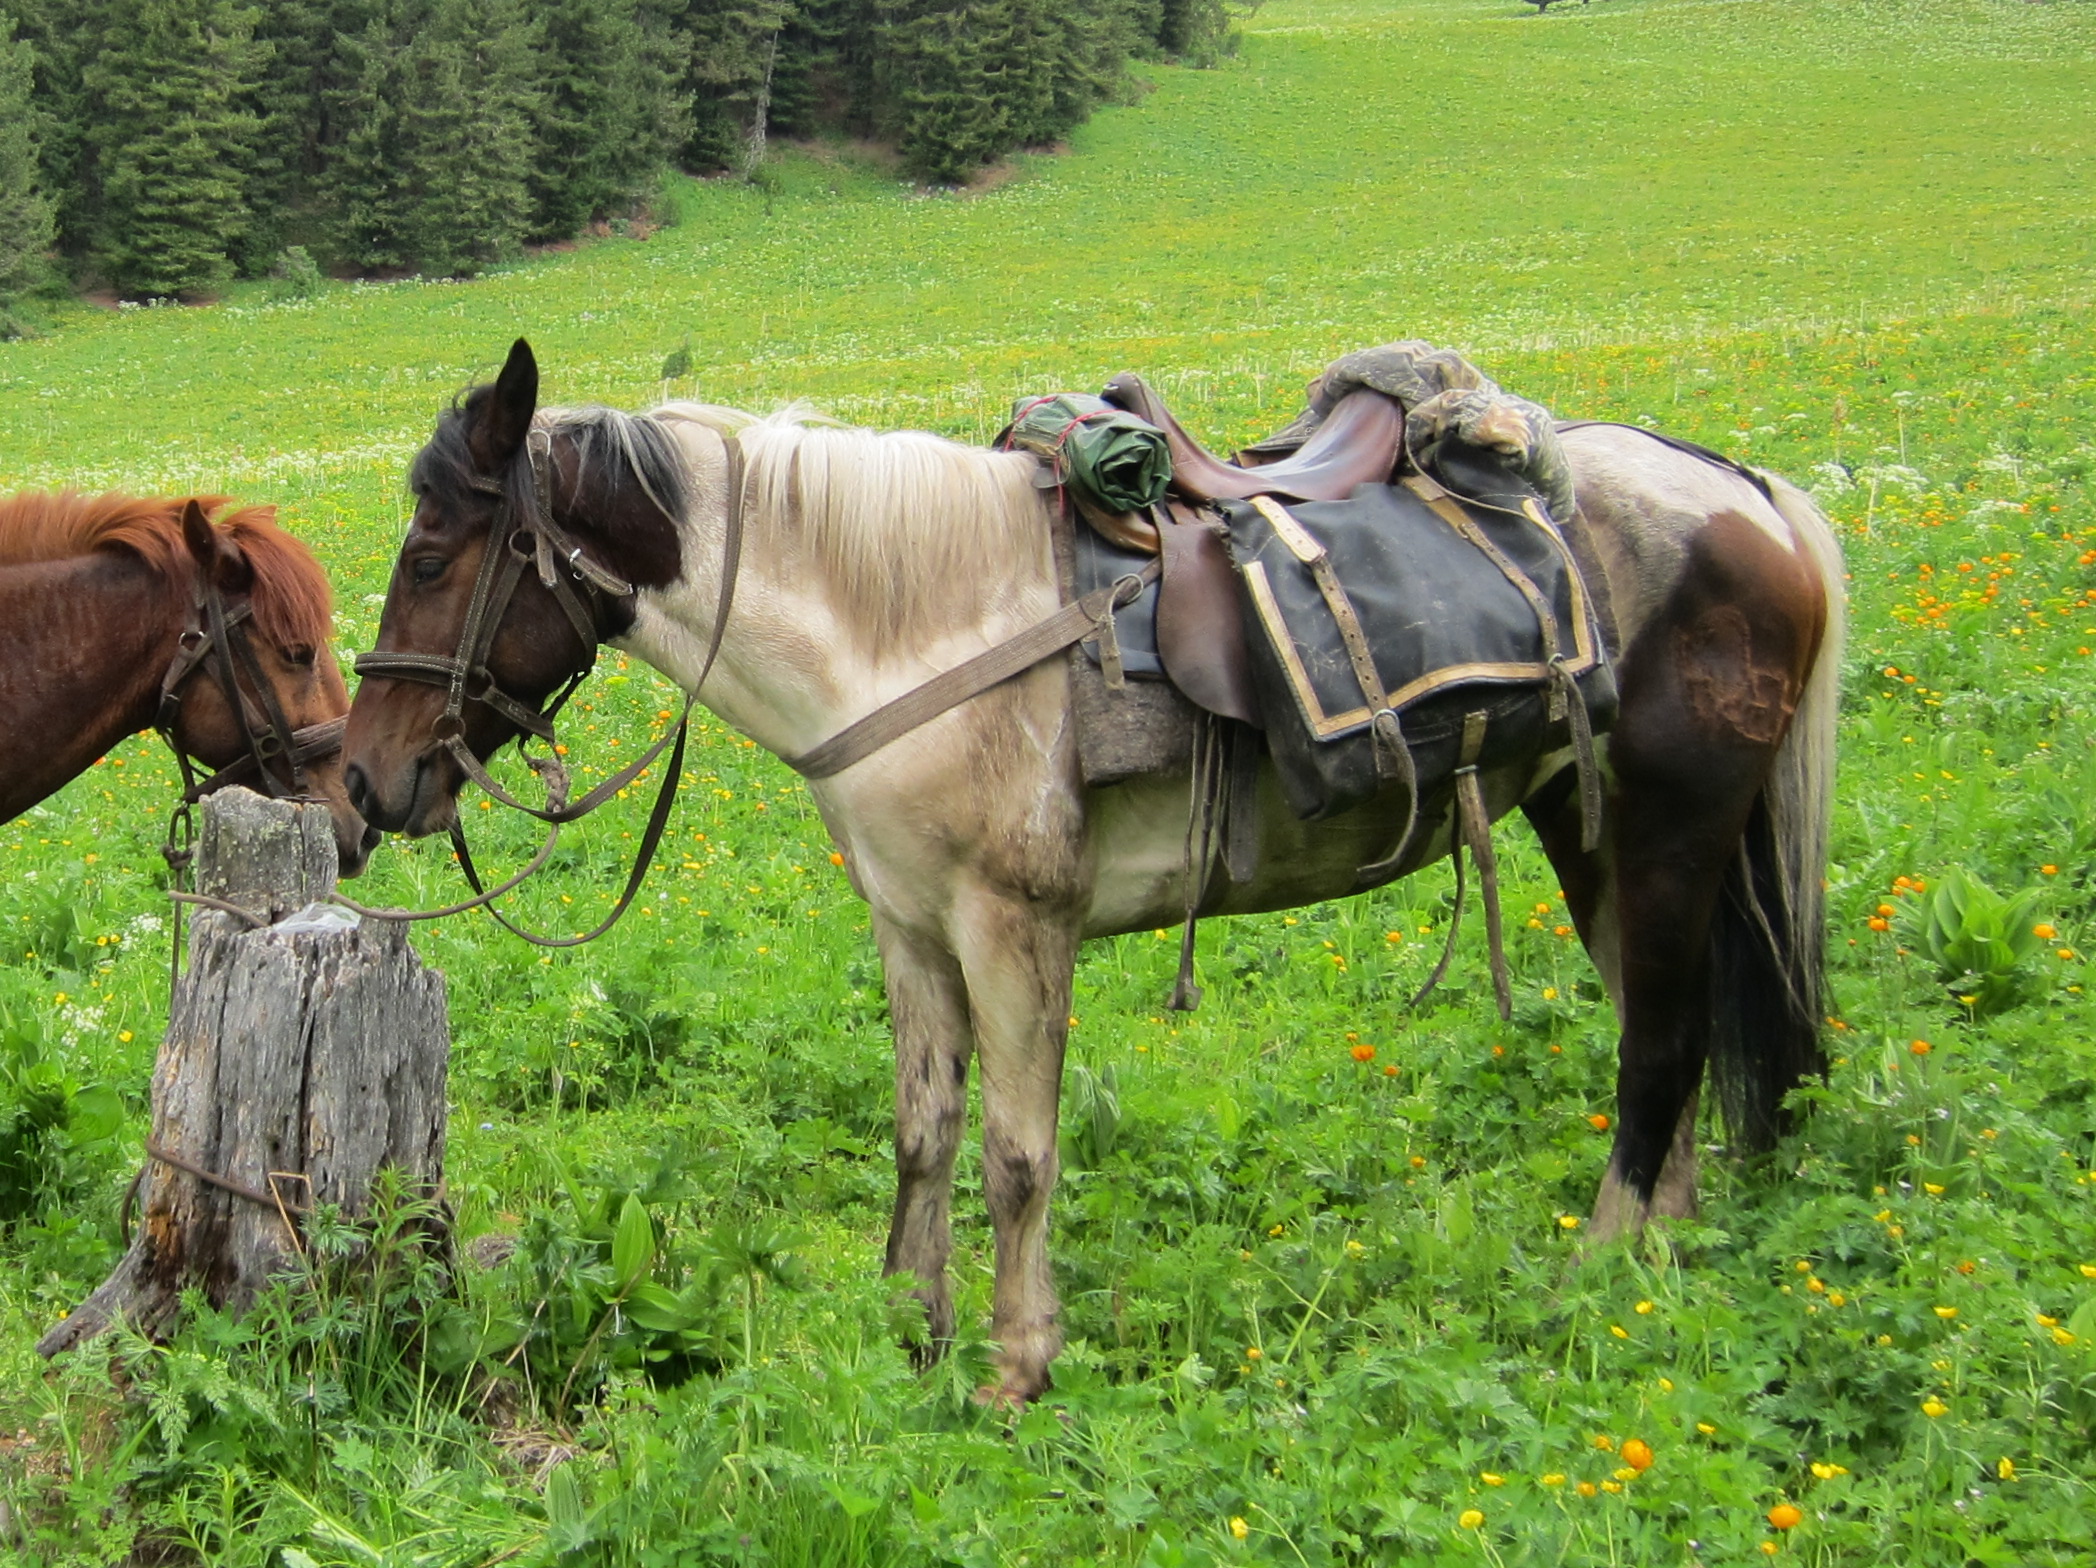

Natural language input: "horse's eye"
[411,557,446,584]
[285,644,316,667]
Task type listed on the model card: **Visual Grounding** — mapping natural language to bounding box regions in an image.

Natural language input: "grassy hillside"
[2,1,2095,1563]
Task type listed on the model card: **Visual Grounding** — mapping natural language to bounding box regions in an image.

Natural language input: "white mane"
[655,402,1051,655]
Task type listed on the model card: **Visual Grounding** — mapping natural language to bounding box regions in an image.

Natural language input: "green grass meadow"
[4,0,2096,1562]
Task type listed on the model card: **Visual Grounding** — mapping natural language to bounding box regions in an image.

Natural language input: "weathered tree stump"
[38,789,449,1357]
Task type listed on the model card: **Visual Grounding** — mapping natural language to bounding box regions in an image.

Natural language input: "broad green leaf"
[611,1193,655,1295]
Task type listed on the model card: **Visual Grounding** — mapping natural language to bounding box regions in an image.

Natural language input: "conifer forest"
[0,0,1227,310]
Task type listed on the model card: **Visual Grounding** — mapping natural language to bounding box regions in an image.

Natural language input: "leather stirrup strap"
[1353,708,1421,885]
[1248,495,1414,791]
[1409,711,1512,1020]
[1554,658,1606,853]
[1168,712,1224,1012]
[1409,845,1466,1012]
[1406,472,1608,852]
[1452,711,1513,1021]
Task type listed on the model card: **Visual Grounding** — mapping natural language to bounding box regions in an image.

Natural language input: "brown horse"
[0,490,374,874]
[345,340,1841,1402]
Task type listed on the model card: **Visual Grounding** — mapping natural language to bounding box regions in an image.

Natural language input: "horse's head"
[167,500,379,877]
[344,339,686,838]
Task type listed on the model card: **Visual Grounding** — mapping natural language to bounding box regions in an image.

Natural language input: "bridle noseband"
[345,421,745,947]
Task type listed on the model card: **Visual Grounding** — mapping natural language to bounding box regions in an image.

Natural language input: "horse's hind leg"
[1524,774,1707,1231]
[1574,520,1817,1238]
[951,887,1081,1404]
[877,914,974,1354]
[1584,755,1770,1237]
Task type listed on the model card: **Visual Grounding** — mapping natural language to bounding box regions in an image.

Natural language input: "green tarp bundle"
[1005,393,1171,514]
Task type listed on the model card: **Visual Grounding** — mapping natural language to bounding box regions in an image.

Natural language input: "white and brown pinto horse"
[344,341,1843,1403]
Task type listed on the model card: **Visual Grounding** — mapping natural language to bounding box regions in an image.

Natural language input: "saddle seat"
[1100,372,1405,504]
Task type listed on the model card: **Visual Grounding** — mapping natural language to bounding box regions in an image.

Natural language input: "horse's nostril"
[344,762,372,818]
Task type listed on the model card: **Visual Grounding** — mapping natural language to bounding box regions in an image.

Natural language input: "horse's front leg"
[876,913,975,1355]
[951,886,1080,1404]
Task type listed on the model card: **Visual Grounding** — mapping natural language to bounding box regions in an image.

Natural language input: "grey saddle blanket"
[1220,461,1616,821]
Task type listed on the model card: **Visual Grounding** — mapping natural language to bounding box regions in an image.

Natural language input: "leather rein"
[343,424,745,946]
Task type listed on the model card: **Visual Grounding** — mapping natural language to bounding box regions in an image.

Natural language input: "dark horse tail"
[1707,474,1845,1154]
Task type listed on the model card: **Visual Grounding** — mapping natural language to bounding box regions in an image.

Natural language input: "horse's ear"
[180,499,252,592]
[468,338,539,473]
[180,499,217,570]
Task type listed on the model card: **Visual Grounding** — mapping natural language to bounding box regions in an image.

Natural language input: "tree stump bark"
[38,789,449,1357]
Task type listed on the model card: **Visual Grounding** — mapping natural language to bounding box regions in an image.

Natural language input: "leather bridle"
[345,422,745,945]
[154,566,344,810]
[150,558,347,985]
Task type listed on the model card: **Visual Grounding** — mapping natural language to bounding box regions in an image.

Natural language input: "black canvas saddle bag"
[1219,468,1617,825]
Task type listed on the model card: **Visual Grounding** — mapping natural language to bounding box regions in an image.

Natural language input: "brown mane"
[0,489,334,649]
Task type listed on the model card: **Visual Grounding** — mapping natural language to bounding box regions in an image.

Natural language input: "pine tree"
[531,0,688,238]
[673,0,796,174]
[323,6,407,270]
[322,0,540,276]
[1156,0,1230,66]
[82,0,266,297]
[1021,0,1137,148]
[0,11,54,322]
[868,0,1011,184]
[249,0,385,257]
[8,0,101,264]
[392,0,541,275]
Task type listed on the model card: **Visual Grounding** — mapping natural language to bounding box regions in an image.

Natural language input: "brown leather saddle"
[1102,373,1406,502]
[1080,374,1409,729]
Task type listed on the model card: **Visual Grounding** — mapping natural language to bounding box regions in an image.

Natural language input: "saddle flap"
[1223,480,1617,820]
[1156,506,1261,728]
